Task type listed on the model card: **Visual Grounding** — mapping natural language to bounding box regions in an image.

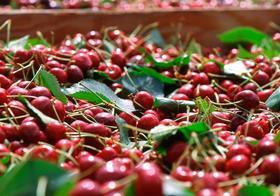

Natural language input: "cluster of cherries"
[0,0,279,10]
[0,28,279,195]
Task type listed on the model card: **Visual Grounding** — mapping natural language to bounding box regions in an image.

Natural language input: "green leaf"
[39,70,68,104]
[6,35,29,51]
[69,91,110,104]
[195,97,216,120]
[187,39,202,55]
[265,87,280,111]
[1,155,10,165]
[146,54,190,69]
[116,116,131,145]
[238,45,257,59]
[64,79,135,113]
[121,73,164,97]
[103,39,116,53]
[154,97,195,113]
[124,182,135,196]
[163,178,194,196]
[19,96,58,125]
[150,125,178,143]
[148,29,166,48]
[178,122,209,140]
[24,37,50,50]
[239,184,273,196]
[218,27,269,45]
[54,180,75,196]
[274,131,280,143]
[87,70,110,81]
[0,159,75,196]
[131,65,176,84]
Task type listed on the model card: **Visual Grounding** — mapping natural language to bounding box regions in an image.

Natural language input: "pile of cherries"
[0,28,279,195]
[0,0,279,10]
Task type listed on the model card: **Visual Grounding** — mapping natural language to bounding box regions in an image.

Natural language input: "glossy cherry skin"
[234,90,260,110]
[70,179,102,196]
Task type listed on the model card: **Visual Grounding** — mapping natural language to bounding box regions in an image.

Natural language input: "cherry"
[234,90,260,110]
[210,112,231,125]
[95,159,131,183]
[135,162,163,196]
[202,61,221,74]
[259,154,280,184]
[96,146,118,161]
[134,91,154,110]
[104,64,122,80]
[29,86,52,98]
[226,84,242,100]
[137,114,159,130]
[119,112,137,126]
[226,155,251,174]
[240,120,264,139]
[19,121,41,143]
[177,84,194,98]
[160,119,177,126]
[253,71,269,86]
[45,122,66,143]
[197,189,217,196]
[243,83,257,92]
[72,53,93,72]
[226,144,251,159]
[171,166,193,182]
[171,93,189,101]
[49,67,68,83]
[70,179,102,196]
[0,88,8,104]
[78,154,105,179]
[205,155,226,171]
[193,72,210,85]
[257,89,273,102]
[88,51,100,68]
[45,60,65,69]
[256,139,276,157]
[70,120,88,132]
[67,65,84,83]
[221,80,234,90]
[0,143,10,158]
[7,100,27,120]
[55,139,75,152]
[122,148,143,161]
[194,85,215,99]
[13,49,32,64]
[30,145,58,163]
[84,123,111,149]
[94,112,116,126]
[8,86,29,96]
[1,124,20,141]
[165,141,187,165]
[0,74,12,89]
[111,48,126,68]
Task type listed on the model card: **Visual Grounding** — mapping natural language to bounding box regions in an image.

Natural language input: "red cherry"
[30,145,58,163]
[256,139,277,157]
[193,72,210,85]
[260,154,280,184]
[96,146,118,161]
[177,84,194,97]
[111,48,126,68]
[202,61,221,74]
[194,85,215,99]
[135,162,163,196]
[78,154,105,179]
[226,144,251,159]
[67,65,84,83]
[0,74,11,89]
[197,189,217,196]
[234,90,260,110]
[227,84,242,99]
[49,68,68,83]
[171,166,193,182]
[137,114,159,130]
[45,122,66,143]
[70,179,102,196]
[19,121,41,143]
[0,143,10,158]
[171,93,189,101]
[94,112,116,126]
[29,86,52,98]
[119,112,137,126]
[72,53,93,72]
[221,80,234,89]
[84,123,111,149]
[253,71,269,85]
[226,155,251,174]
[243,83,257,92]
[95,159,130,183]
[0,88,8,104]
[165,141,187,165]
[240,120,264,139]
[257,89,273,102]
[1,124,20,141]
[104,64,122,80]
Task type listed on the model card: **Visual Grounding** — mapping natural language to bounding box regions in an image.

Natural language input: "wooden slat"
[0,8,279,46]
